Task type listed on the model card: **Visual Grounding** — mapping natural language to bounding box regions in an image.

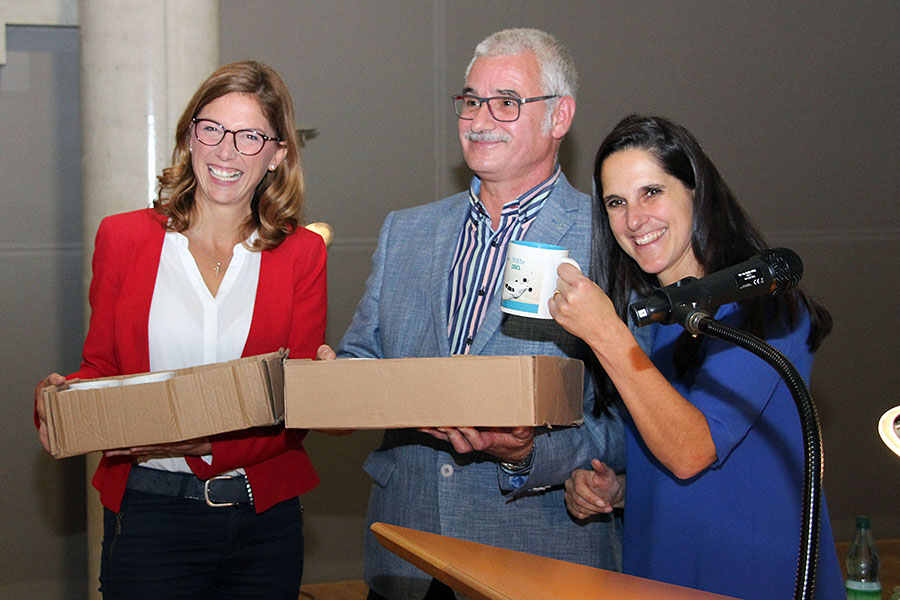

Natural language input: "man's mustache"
[464,131,511,143]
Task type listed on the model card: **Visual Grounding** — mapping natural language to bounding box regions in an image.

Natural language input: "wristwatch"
[498,445,535,474]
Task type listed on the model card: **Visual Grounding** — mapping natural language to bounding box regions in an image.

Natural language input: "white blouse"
[140,230,260,473]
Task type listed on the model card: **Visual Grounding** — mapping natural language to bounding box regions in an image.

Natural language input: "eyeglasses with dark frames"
[191,117,283,156]
[451,94,559,122]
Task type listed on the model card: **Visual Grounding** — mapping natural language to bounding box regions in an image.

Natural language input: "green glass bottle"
[846,516,882,599]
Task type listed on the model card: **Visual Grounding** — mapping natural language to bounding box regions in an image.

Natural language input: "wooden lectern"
[371,522,738,600]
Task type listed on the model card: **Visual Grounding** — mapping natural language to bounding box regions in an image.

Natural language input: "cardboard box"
[42,350,286,458]
[283,355,584,429]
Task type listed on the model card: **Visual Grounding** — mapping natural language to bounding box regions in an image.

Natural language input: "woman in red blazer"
[34,61,325,599]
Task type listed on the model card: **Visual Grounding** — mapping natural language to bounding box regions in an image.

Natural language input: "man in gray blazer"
[322,29,624,599]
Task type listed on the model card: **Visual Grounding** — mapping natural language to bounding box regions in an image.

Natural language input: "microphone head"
[761,247,803,294]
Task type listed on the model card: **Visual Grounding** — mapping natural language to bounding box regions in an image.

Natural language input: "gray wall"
[1,25,87,599]
[2,1,898,596]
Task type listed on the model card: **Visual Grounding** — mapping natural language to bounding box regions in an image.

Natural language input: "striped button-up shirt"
[447,165,561,355]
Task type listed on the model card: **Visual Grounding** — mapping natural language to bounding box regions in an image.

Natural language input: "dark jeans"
[367,578,457,600]
[100,488,304,599]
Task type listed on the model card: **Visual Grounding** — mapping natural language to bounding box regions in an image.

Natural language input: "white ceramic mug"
[65,379,122,391]
[120,371,175,386]
[500,241,580,319]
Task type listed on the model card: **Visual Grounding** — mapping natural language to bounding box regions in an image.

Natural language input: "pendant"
[214,261,222,277]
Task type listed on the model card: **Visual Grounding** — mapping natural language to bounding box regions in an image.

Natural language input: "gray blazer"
[338,174,625,599]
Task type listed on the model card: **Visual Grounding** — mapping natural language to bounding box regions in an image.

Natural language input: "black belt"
[127,465,253,507]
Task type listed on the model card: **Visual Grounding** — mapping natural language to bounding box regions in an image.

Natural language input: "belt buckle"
[204,475,237,507]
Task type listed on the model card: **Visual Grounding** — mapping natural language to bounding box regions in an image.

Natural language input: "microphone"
[628,248,803,327]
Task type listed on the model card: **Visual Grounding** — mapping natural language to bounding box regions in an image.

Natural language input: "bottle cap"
[856,515,872,529]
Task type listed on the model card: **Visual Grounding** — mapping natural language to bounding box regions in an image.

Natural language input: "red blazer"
[73,208,326,513]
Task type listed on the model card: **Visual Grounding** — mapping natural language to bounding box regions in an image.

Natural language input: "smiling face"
[458,53,565,191]
[190,92,286,212]
[600,148,702,286]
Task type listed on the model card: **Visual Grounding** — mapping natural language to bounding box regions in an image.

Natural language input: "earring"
[268,164,276,171]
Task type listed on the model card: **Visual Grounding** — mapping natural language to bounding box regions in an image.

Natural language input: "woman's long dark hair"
[590,115,831,406]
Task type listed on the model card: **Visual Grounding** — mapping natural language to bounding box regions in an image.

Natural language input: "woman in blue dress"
[549,114,844,599]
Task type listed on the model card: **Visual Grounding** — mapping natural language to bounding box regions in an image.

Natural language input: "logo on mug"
[500,241,580,319]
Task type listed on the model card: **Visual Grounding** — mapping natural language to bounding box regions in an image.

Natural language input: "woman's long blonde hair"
[154,61,304,250]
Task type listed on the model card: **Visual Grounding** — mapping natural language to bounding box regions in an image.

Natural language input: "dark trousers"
[367,578,457,600]
[100,488,304,599]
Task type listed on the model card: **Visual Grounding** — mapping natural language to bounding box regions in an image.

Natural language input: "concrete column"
[80,0,219,240]
[78,1,219,597]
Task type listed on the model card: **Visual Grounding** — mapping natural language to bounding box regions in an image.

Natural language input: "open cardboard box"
[42,350,286,458]
[283,355,584,429]
[43,352,584,457]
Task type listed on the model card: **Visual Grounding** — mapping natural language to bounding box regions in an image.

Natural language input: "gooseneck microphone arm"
[682,309,822,600]
[628,248,821,600]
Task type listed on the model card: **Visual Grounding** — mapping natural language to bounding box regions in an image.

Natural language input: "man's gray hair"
[466,28,577,101]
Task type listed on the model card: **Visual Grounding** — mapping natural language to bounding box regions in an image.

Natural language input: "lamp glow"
[304,222,333,248]
[878,406,900,458]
